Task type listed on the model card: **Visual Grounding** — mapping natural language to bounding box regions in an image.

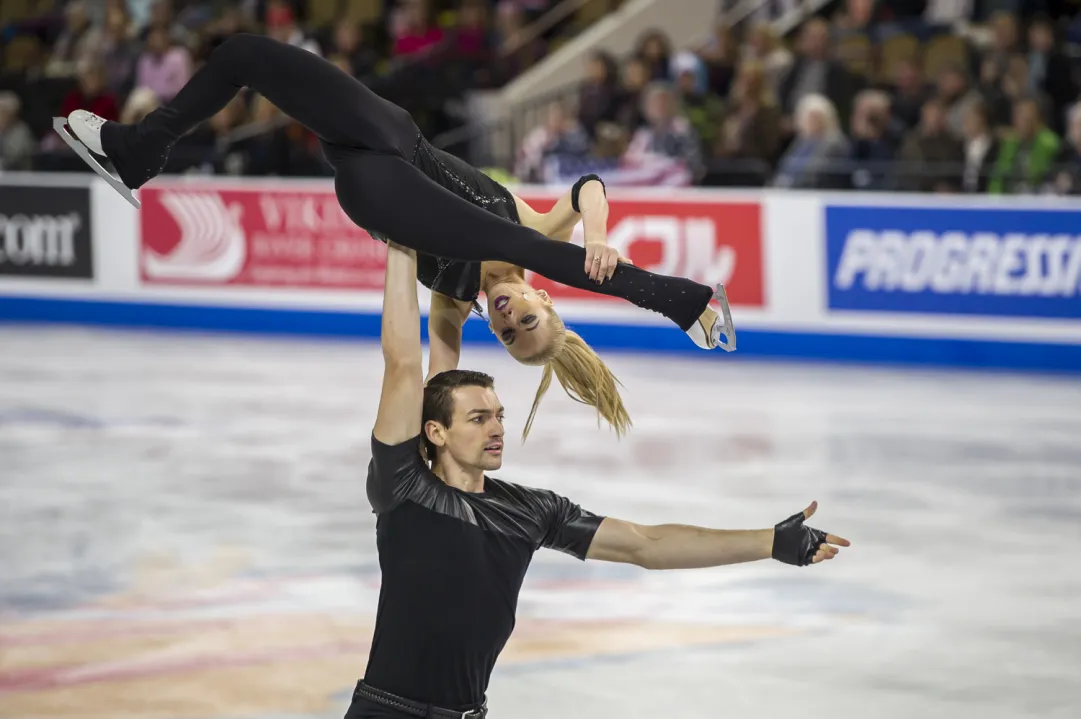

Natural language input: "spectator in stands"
[98,2,140,97]
[773,93,850,189]
[936,64,982,138]
[698,21,737,97]
[60,60,120,122]
[514,101,589,183]
[0,92,35,171]
[1051,102,1081,195]
[624,81,703,180]
[989,95,1062,193]
[47,0,104,78]
[848,89,899,190]
[492,0,544,83]
[987,55,1049,129]
[578,51,619,140]
[134,26,193,103]
[983,11,1020,78]
[832,0,878,41]
[960,99,999,192]
[712,60,781,186]
[636,30,672,81]
[778,18,858,135]
[1026,16,1076,133]
[671,51,724,158]
[975,54,1009,126]
[888,57,928,131]
[392,0,445,58]
[266,0,321,55]
[614,56,650,132]
[139,0,192,47]
[453,0,493,64]
[331,18,379,78]
[896,98,965,192]
[741,23,792,96]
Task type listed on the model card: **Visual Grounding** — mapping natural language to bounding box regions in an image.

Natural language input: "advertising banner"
[139,185,387,289]
[827,205,1081,319]
[0,186,93,280]
[516,194,765,307]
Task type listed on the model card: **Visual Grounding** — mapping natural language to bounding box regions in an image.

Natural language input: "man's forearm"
[381,242,421,365]
[635,524,773,570]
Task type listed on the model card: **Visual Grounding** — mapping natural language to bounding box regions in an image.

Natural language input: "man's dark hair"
[422,370,495,462]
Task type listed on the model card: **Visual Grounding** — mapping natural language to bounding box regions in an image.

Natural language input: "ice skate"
[686,284,736,352]
[54,111,141,209]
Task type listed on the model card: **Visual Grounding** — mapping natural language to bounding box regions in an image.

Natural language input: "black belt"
[354,681,487,719]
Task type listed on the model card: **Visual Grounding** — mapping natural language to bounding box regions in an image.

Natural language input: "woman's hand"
[584,233,622,283]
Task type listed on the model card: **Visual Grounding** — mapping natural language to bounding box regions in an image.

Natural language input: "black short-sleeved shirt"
[362,434,604,710]
[368,138,522,304]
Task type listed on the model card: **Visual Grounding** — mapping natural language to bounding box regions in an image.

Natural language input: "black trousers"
[141,34,714,331]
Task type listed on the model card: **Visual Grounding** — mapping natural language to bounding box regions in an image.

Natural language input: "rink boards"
[1,172,1080,371]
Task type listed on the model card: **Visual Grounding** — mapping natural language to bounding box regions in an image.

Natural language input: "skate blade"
[711,284,736,352]
[53,117,140,209]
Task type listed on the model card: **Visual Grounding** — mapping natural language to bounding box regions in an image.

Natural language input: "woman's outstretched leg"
[337,153,716,331]
[79,34,417,189]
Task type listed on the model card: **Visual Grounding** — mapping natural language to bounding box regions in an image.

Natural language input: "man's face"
[430,386,505,471]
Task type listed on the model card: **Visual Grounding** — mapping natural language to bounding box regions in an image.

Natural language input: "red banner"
[139,185,386,289]
[516,195,765,307]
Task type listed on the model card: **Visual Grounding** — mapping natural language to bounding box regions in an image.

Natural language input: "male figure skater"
[355,240,849,718]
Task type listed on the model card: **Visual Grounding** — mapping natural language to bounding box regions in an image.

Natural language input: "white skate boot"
[686,285,737,352]
[53,110,141,209]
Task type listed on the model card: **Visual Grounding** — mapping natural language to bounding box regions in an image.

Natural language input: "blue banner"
[826,205,1081,319]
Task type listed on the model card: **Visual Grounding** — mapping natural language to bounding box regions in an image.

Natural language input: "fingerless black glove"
[772,510,828,567]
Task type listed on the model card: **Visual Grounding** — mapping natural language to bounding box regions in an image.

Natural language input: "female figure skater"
[59,33,733,438]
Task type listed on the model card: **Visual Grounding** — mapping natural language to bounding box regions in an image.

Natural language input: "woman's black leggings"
[140,34,715,331]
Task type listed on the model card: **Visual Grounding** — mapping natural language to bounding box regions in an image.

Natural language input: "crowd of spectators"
[2,0,1080,195]
[514,0,1081,195]
[0,0,596,176]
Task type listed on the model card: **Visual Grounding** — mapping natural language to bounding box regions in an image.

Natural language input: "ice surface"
[1,327,1079,719]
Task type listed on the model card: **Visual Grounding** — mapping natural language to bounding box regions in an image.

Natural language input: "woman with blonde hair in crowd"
[773,93,850,189]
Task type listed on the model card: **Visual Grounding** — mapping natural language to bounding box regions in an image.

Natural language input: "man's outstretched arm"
[372,241,423,446]
[585,501,850,569]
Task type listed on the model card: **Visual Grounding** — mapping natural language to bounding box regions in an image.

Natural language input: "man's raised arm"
[372,241,423,446]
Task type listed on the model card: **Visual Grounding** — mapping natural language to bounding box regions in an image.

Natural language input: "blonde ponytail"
[520,311,632,441]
